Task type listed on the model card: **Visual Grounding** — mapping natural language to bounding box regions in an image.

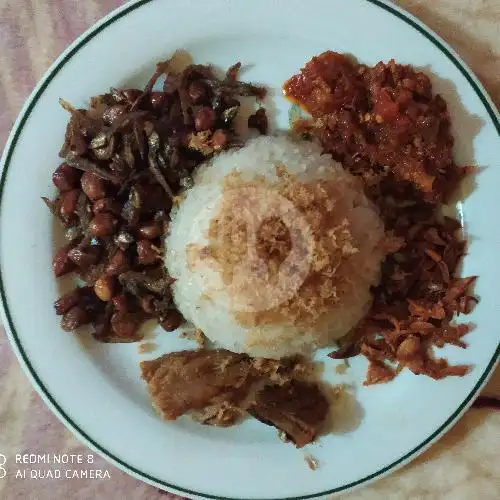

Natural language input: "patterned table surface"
[0,1,499,499]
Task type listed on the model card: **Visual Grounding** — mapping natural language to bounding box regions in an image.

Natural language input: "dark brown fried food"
[248,380,329,448]
[140,349,329,447]
[47,55,265,341]
[285,51,477,383]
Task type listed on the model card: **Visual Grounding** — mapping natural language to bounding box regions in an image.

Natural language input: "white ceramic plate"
[1,0,499,498]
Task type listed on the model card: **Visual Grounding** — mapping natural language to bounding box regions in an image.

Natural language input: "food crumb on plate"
[304,454,319,470]
[179,328,206,348]
[138,342,158,354]
[335,360,349,374]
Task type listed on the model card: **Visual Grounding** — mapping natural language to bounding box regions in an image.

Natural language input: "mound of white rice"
[165,136,386,358]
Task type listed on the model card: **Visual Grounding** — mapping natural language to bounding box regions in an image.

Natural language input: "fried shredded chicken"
[202,170,366,329]
[284,51,478,383]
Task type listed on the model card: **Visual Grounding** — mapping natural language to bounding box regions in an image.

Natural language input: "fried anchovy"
[148,153,173,198]
[64,155,120,183]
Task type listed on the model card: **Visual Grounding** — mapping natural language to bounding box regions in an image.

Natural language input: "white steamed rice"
[165,136,386,358]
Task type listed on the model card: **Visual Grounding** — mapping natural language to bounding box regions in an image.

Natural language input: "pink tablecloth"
[0,1,499,499]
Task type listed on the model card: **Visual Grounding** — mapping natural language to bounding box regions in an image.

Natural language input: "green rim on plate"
[0,1,499,499]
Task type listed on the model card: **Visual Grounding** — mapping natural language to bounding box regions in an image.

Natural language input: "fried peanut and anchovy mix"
[47,55,265,342]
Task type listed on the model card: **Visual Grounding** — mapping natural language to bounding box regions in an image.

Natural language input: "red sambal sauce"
[283,51,468,202]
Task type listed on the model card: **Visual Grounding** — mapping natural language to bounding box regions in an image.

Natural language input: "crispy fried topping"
[202,171,364,328]
[284,52,478,383]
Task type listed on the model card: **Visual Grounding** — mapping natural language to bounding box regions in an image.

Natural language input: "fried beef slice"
[140,349,329,447]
